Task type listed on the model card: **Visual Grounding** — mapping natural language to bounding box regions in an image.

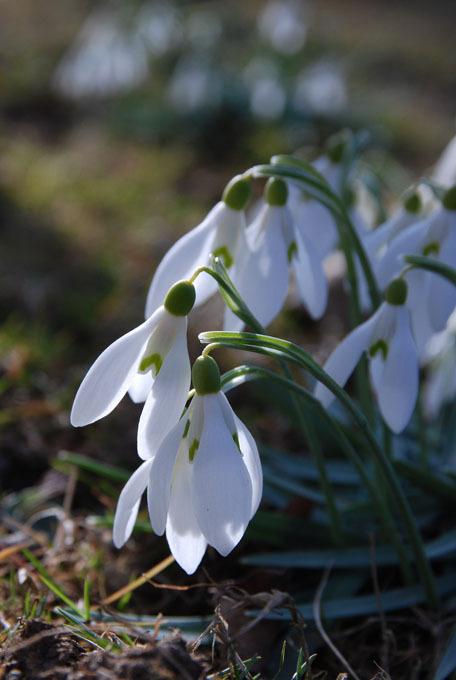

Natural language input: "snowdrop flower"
[113,355,262,574]
[422,309,456,419]
[224,178,327,331]
[315,278,419,433]
[71,281,195,451]
[364,191,422,262]
[287,149,344,259]
[145,176,251,318]
[376,186,456,350]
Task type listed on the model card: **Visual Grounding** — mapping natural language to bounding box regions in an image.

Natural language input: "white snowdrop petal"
[128,371,153,403]
[378,307,418,433]
[165,449,207,574]
[234,415,263,517]
[147,418,187,535]
[137,318,190,460]
[113,459,153,548]
[315,308,380,407]
[192,394,252,556]
[292,227,328,319]
[144,203,222,318]
[70,309,163,427]
[376,220,427,290]
[235,207,289,329]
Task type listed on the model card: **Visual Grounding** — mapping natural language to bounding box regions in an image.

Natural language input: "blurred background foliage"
[0,0,455,495]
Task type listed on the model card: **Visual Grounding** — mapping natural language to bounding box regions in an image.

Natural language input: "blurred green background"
[1,0,455,490]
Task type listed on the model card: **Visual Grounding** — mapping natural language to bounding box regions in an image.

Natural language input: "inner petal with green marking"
[287,241,297,263]
[422,241,440,257]
[139,352,162,376]
[369,339,388,360]
[232,432,243,455]
[213,245,233,269]
[188,438,199,462]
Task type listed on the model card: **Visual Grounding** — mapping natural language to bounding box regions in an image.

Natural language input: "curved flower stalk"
[315,278,418,433]
[145,176,251,318]
[71,281,195,451]
[113,355,263,574]
[224,178,327,331]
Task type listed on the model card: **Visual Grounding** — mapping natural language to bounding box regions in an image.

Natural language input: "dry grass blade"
[101,554,175,606]
[313,565,362,680]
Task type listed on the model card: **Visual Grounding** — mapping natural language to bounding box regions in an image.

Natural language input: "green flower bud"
[385,278,407,306]
[403,191,421,214]
[325,131,347,164]
[164,281,196,316]
[222,175,251,211]
[265,178,288,206]
[442,185,456,211]
[192,356,221,395]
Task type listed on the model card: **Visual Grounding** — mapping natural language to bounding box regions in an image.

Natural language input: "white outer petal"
[147,417,188,535]
[234,414,263,517]
[428,223,456,330]
[165,448,207,575]
[315,308,381,407]
[192,393,253,556]
[144,203,221,318]
[137,318,190,460]
[377,306,418,433]
[376,220,427,290]
[292,227,328,319]
[113,459,153,548]
[70,308,163,427]
[235,206,289,329]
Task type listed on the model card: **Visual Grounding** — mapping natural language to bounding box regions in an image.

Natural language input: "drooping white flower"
[224,178,327,331]
[145,176,251,318]
[372,187,456,354]
[71,281,195,451]
[286,152,343,259]
[113,355,263,574]
[315,278,419,433]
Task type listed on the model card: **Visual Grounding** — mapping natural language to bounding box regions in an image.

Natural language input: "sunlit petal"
[147,417,187,535]
[192,394,252,556]
[234,414,263,517]
[128,371,153,403]
[137,318,190,460]
[165,448,207,574]
[113,459,153,548]
[144,203,222,317]
[70,309,162,427]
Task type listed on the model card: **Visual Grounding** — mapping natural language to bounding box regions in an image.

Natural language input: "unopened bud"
[265,178,288,206]
[385,278,407,306]
[222,176,251,211]
[192,356,221,395]
[164,281,196,316]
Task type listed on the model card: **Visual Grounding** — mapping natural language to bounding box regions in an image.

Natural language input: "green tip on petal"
[192,355,221,395]
[385,278,407,306]
[442,186,456,211]
[265,178,288,206]
[222,175,251,211]
[164,280,196,316]
[403,191,421,214]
